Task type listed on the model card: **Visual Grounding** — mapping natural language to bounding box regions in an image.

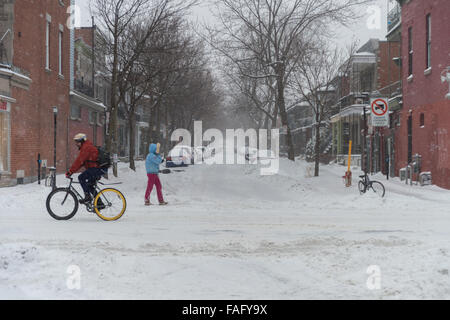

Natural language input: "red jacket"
[69,140,99,173]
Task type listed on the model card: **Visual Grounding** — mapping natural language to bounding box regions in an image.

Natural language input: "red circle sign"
[371,99,388,116]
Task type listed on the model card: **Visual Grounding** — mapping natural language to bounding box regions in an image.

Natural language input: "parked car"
[238,146,277,163]
[166,145,192,168]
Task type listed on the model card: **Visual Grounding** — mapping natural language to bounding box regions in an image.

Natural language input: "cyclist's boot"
[79,193,92,205]
[96,197,106,210]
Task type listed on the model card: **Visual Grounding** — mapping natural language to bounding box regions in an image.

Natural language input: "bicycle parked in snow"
[46,177,127,221]
[358,173,386,198]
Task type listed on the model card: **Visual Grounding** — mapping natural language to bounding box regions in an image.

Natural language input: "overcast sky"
[76,0,393,49]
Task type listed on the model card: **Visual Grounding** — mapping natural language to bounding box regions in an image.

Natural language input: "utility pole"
[92,16,97,145]
[92,16,95,94]
[363,105,367,175]
[53,106,58,190]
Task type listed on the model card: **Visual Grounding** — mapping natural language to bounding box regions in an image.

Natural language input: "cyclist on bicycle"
[66,133,106,206]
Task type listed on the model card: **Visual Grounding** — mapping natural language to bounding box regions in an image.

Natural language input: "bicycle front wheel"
[358,181,366,195]
[94,188,127,221]
[46,188,79,220]
[370,181,386,198]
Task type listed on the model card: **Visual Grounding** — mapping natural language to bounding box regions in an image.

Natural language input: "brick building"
[395,0,450,188]
[68,26,107,169]
[0,0,71,186]
[0,1,106,187]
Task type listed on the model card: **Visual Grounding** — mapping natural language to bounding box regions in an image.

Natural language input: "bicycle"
[358,174,386,198]
[46,177,127,221]
[44,167,56,189]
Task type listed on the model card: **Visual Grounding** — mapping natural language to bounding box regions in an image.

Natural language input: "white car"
[166,145,193,167]
[238,147,277,163]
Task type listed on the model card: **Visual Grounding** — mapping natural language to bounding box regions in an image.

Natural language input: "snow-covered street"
[1,160,450,299]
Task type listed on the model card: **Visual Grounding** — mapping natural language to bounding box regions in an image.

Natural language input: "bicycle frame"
[359,174,372,192]
[60,178,98,209]
[61,178,123,210]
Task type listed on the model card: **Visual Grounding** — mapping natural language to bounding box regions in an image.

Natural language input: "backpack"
[97,146,112,169]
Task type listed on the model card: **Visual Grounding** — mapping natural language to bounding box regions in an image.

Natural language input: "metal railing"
[387,4,401,32]
[74,80,94,97]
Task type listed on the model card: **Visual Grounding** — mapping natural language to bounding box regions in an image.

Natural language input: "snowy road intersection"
[1,160,450,299]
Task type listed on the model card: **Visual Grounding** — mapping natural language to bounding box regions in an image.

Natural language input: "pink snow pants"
[145,174,164,203]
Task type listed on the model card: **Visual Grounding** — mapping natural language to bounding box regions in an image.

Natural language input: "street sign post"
[371,98,389,127]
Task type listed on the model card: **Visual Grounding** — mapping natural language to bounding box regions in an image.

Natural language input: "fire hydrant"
[344,171,352,187]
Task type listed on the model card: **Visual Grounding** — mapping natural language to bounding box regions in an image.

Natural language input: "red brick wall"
[75,28,93,47]
[395,101,450,188]
[395,0,450,188]
[377,41,401,91]
[11,0,71,179]
[400,0,449,108]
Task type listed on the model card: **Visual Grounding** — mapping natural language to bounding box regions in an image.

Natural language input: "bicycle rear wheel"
[94,188,127,221]
[370,181,386,198]
[46,188,79,220]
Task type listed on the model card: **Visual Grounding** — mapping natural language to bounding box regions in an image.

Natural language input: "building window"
[58,27,63,75]
[408,27,413,76]
[97,113,103,126]
[426,14,431,69]
[0,105,10,172]
[89,110,97,125]
[104,87,109,106]
[71,105,81,120]
[58,31,63,75]
[420,113,425,127]
[45,14,51,70]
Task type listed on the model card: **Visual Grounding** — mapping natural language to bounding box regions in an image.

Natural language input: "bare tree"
[207,0,372,160]
[92,0,196,175]
[222,58,277,129]
[139,18,206,152]
[290,41,357,176]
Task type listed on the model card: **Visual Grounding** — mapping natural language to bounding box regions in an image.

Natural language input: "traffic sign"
[371,98,389,127]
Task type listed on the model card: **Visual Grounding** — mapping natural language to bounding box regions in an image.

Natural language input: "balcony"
[74,79,94,97]
[387,4,401,32]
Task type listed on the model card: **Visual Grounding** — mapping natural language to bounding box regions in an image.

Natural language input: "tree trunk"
[155,104,161,143]
[276,74,295,161]
[147,101,158,150]
[107,16,120,178]
[163,105,170,153]
[112,105,119,177]
[128,109,136,171]
[314,119,321,177]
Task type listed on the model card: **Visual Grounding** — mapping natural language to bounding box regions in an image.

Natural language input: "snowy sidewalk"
[1,160,450,299]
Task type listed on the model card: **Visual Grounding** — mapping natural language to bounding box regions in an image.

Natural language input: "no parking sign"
[370,98,389,127]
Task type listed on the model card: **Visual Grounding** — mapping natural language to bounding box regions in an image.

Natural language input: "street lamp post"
[52,106,58,190]
[363,105,367,175]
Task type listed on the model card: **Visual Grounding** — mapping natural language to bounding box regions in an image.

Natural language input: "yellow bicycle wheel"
[94,188,127,221]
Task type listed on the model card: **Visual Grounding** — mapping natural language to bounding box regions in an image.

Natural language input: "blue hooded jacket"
[145,144,163,174]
